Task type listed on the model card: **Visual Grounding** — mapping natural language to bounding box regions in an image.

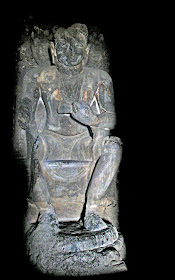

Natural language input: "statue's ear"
[50,42,57,64]
[85,44,90,57]
[84,44,91,65]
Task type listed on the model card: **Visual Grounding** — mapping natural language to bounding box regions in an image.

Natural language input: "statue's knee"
[103,136,122,154]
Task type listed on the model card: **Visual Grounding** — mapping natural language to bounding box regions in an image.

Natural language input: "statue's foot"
[38,209,58,224]
[84,212,108,232]
[37,209,60,234]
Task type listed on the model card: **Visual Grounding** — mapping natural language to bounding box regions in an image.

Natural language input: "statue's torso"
[37,66,110,136]
[21,65,113,162]
[38,67,90,136]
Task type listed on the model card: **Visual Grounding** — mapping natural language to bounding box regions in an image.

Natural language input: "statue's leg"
[24,135,56,232]
[84,137,122,230]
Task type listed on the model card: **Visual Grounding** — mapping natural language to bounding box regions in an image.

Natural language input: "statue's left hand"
[71,101,98,126]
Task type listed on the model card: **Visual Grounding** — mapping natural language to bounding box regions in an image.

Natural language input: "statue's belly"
[46,114,87,136]
[37,129,93,161]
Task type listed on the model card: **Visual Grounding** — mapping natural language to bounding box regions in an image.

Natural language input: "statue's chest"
[41,75,95,113]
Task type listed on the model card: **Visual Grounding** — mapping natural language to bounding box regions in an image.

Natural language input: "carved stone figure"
[15,23,127,276]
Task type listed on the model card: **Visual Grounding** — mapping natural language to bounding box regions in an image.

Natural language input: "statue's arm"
[90,112,116,130]
[91,78,116,130]
[71,75,116,131]
[18,71,40,130]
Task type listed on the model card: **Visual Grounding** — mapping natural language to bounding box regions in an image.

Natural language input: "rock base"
[25,212,127,276]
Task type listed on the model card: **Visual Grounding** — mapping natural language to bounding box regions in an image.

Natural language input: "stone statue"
[15,23,127,276]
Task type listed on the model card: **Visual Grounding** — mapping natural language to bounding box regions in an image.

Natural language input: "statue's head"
[51,24,89,68]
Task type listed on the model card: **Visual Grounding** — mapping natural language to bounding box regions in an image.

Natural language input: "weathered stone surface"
[26,212,126,276]
[14,23,127,276]
[84,212,108,231]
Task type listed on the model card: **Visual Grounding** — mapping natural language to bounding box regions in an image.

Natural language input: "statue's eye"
[57,39,66,47]
[75,43,84,54]
[76,42,83,49]
[61,42,70,50]
[76,48,83,55]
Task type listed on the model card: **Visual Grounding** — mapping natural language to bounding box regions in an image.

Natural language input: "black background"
[2,3,154,280]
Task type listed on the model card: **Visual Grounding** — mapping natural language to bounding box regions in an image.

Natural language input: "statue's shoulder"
[84,67,112,83]
[37,66,58,84]
[22,66,56,83]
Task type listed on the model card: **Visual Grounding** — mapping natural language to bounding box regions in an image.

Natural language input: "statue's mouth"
[58,54,82,67]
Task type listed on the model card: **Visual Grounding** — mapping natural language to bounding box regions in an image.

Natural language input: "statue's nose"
[69,45,75,57]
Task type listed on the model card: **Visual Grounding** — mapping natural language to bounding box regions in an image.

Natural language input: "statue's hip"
[37,129,93,162]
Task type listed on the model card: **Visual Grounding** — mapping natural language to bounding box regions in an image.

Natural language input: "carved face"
[55,31,86,67]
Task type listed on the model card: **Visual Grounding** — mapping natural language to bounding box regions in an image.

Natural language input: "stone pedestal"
[26,212,127,276]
